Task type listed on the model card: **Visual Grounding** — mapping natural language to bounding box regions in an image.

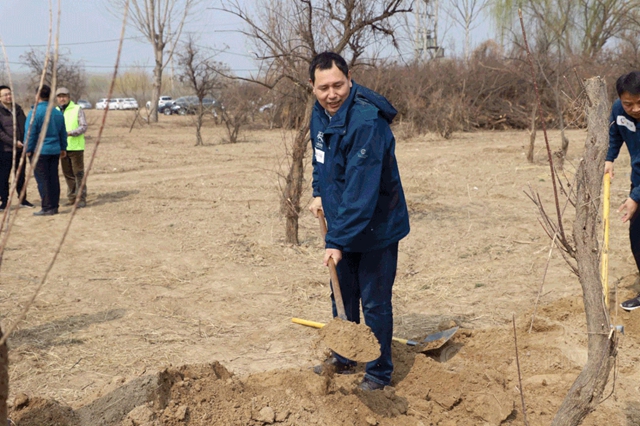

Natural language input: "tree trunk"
[554,75,569,170]
[0,328,8,425]
[195,113,203,146]
[194,102,204,146]
[282,97,315,244]
[151,46,163,123]
[551,77,618,426]
[527,102,537,163]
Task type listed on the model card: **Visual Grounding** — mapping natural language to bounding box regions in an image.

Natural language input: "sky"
[0,0,494,79]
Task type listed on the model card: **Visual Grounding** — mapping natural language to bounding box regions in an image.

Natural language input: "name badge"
[617,115,636,132]
[315,148,325,164]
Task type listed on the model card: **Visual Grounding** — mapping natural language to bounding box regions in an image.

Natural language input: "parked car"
[145,96,173,110]
[76,99,92,109]
[108,98,124,110]
[157,101,177,115]
[172,96,219,115]
[95,98,109,110]
[122,98,139,110]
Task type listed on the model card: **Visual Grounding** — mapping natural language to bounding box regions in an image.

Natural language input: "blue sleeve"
[325,119,386,250]
[311,149,320,197]
[607,107,624,162]
[25,110,40,153]
[58,114,67,151]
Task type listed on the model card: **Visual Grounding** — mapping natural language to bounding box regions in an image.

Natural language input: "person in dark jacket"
[25,85,67,216]
[308,52,410,391]
[606,72,640,310]
[0,85,34,209]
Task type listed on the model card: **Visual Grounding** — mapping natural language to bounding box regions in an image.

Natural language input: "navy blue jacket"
[608,99,640,202]
[310,82,410,252]
[25,101,67,155]
[607,99,640,163]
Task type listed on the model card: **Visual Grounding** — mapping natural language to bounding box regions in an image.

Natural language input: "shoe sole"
[620,304,640,311]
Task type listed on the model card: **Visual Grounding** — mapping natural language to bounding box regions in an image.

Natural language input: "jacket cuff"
[325,241,343,251]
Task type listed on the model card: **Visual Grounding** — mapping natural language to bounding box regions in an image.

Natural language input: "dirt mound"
[9,311,627,425]
[10,334,524,426]
[319,318,381,362]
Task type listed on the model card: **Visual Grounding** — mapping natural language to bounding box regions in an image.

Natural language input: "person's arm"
[58,113,68,153]
[325,119,386,250]
[68,108,87,136]
[605,107,624,178]
[0,119,12,146]
[25,109,40,153]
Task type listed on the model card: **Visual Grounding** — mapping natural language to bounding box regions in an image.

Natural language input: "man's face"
[0,88,12,106]
[56,93,70,107]
[311,64,352,116]
[620,92,640,120]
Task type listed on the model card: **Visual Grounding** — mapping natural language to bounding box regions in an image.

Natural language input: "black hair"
[0,85,9,93]
[616,72,640,97]
[309,52,349,84]
[38,85,51,100]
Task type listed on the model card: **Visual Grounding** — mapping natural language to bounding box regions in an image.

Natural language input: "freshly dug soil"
[3,118,639,424]
[319,318,381,362]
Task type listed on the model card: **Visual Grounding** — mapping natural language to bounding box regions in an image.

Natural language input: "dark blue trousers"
[34,154,60,211]
[0,150,27,208]
[332,242,398,386]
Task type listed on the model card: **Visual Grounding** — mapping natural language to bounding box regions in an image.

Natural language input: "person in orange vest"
[56,87,87,208]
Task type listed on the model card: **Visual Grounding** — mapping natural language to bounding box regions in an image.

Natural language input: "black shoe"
[77,200,86,208]
[313,357,356,375]
[358,377,385,391]
[33,208,58,216]
[20,200,35,208]
[621,295,640,311]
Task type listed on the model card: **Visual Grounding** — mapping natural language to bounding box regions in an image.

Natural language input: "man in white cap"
[56,87,87,208]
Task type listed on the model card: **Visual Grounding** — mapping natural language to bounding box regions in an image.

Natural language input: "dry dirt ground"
[2,111,640,425]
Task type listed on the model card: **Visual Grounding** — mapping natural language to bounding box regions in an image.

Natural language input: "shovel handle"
[317,211,348,321]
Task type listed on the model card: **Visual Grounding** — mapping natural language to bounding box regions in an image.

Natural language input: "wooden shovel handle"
[317,211,348,320]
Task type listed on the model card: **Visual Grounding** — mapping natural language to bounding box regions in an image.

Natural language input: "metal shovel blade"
[407,326,459,352]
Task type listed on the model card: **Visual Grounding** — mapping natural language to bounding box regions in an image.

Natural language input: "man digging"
[307,52,410,391]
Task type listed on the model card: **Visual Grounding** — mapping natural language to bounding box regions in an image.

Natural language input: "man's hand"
[60,150,67,158]
[16,141,23,149]
[604,161,614,179]
[324,248,342,266]
[618,197,638,223]
[309,196,323,217]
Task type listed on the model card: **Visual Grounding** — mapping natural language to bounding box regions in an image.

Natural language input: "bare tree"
[491,0,640,58]
[219,0,412,244]
[21,48,86,98]
[109,0,198,122]
[219,81,262,143]
[177,36,227,145]
[444,0,490,61]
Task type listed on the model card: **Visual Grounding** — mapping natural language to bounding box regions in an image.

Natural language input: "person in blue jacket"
[606,72,640,310]
[25,85,67,216]
[307,52,410,391]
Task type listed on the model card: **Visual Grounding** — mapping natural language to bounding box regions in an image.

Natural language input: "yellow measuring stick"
[602,172,610,307]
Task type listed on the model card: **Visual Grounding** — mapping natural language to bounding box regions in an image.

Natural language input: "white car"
[145,95,173,110]
[123,98,139,110]
[108,99,123,110]
[95,98,109,110]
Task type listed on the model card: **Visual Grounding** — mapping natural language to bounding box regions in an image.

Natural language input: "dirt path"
[3,112,640,424]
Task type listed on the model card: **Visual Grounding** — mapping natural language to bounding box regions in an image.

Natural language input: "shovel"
[314,211,381,363]
[317,211,347,321]
[292,317,458,352]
